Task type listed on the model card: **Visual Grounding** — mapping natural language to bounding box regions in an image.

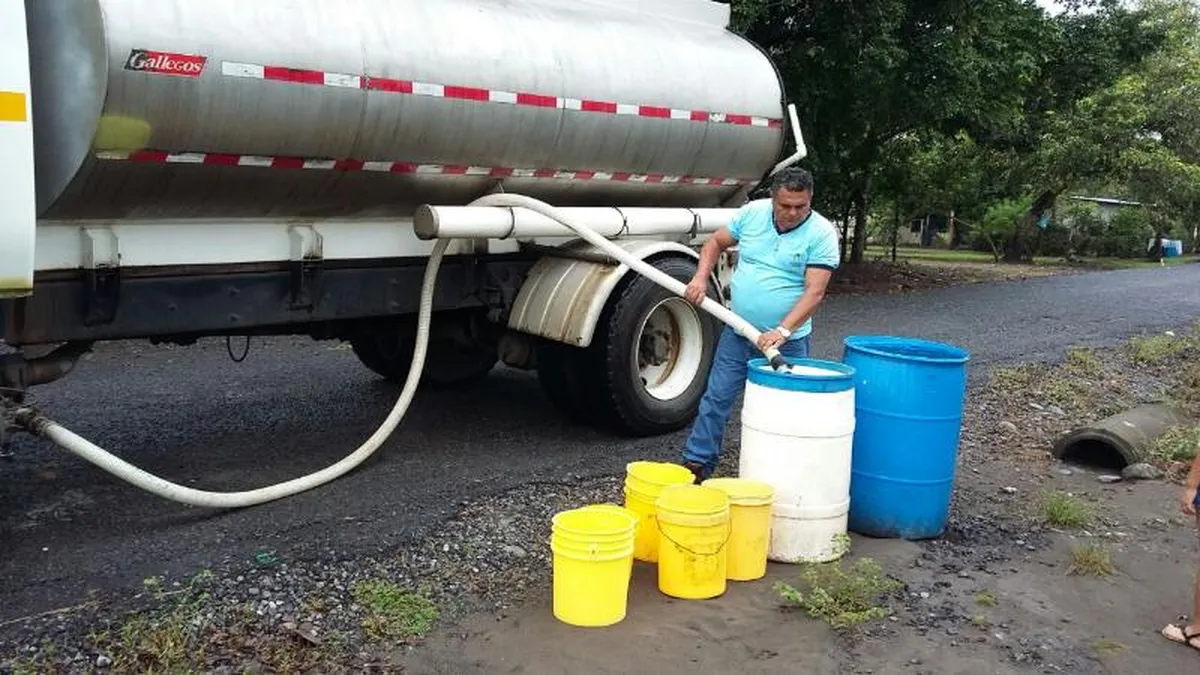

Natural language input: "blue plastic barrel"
[840,336,970,539]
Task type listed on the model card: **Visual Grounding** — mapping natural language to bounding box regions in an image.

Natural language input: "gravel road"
[2,263,1198,624]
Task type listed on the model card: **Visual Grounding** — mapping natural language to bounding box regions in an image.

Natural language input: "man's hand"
[757,329,785,351]
[684,277,708,306]
[1182,486,1198,516]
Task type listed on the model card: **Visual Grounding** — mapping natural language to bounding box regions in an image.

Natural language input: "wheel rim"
[634,297,705,401]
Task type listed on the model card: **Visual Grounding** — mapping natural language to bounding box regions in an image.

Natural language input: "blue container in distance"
[841,335,970,539]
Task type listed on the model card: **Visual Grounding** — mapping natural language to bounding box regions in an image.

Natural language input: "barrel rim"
[842,335,970,364]
[746,357,855,393]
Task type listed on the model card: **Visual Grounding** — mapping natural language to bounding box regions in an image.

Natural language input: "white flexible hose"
[15,193,781,508]
[14,238,450,509]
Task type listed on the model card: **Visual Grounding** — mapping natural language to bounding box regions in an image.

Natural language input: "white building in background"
[1067,196,1144,223]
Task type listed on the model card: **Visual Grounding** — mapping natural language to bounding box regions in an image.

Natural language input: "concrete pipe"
[1051,403,1193,470]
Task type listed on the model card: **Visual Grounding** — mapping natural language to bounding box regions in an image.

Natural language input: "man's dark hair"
[770,167,813,195]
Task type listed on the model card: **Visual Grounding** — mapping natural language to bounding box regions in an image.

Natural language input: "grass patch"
[1043,491,1092,528]
[1068,542,1115,577]
[775,557,902,630]
[988,361,1097,411]
[974,591,998,607]
[864,245,1063,266]
[1175,361,1200,414]
[863,245,1197,269]
[85,571,218,673]
[1093,637,1127,653]
[1064,348,1102,376]
[9,571,356,674]
[1082,256,1197,270]
[351,579,439,641]
[1127,333,1187,364]
[989,364,1041,392]
[1043,378,1092,409]
[1151,425,1199,463]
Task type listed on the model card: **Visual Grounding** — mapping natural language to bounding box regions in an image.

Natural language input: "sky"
[1036,0,1068,14]
[1034,0,1137,15]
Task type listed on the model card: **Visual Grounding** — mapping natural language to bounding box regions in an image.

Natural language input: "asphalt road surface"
[2,263,1199,621]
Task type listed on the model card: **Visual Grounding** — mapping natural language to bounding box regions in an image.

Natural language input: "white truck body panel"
[0,0,36,297]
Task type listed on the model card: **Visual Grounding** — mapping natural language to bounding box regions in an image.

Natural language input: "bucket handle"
[654,518,732,557]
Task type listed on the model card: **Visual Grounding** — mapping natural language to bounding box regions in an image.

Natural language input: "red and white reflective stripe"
[94,150,752,186]
[219,60,781,129]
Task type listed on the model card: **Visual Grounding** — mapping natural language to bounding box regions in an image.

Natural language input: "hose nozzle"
[765,347,787,371]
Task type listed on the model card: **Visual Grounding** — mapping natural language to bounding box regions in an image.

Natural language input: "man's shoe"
[682,461,709,485]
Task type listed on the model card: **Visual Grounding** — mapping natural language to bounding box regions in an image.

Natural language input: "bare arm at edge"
[691,227,737,283]
[685,227,737,304]
[1182,440,1200,515]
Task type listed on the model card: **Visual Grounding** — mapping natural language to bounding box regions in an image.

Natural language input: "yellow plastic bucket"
[578,503,639,576]
[654,484,731,600]
[702,478,775,581]
[579,503,640,530]
[624,461,695,562]
[553,504,638,545]
[549,507,636,627]
[625,461,695,494]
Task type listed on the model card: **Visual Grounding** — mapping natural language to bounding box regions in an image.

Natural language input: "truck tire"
[350,318,497,388]
[537,255,721,436]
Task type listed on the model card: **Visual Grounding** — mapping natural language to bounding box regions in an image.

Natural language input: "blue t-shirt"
[727,198,841,340]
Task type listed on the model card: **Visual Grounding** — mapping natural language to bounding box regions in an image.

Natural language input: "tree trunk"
[839,195,854,265]
[850,179,870,265]
[1005,189,1057,263]
[891,200,901,262]
[947,209,957,249]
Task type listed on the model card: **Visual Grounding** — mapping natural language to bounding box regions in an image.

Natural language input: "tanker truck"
[0,0,802,442]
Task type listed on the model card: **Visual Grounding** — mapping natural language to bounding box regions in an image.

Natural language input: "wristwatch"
[776,325,792,339]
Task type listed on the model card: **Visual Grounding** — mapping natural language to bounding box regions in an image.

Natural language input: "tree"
[727,0,1178,263]
[874,131,990,256]
[1121,0,1200,250]
[731,0,1052,263]
[972,0,1169,261]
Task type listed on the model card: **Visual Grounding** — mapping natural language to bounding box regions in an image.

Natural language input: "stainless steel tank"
[26,0,786,221]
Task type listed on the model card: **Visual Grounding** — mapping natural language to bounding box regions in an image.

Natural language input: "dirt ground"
[827,257,1077,296]
[404,472,1195,675]
[402,326,1200,675]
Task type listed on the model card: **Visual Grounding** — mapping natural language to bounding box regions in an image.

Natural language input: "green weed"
[975,591,998,607]
[1068,542,1115,577]
[1093,637,1127,653]
[990,364,1041,392]
[775,557,902,630]
[88,569,217,673]
[1043,491,1092,528]
[1064,348,1102,376]
[1151,425,1199,463]
[351,579,439,640]
[1127,333,1186,364]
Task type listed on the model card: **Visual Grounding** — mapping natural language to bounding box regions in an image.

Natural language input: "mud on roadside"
[3,324,1200,674]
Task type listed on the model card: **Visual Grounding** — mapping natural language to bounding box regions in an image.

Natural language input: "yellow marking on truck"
[0,278,34,299]
[0,91,27,122]
[93,116,153,151]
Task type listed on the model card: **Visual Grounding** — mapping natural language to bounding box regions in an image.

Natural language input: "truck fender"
[508,238,733,348]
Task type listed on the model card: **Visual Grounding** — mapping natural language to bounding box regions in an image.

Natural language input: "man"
[679,166,840,483]
[1162,441,1200,652]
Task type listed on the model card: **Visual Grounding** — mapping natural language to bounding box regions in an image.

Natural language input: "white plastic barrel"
[738,357,856,563]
